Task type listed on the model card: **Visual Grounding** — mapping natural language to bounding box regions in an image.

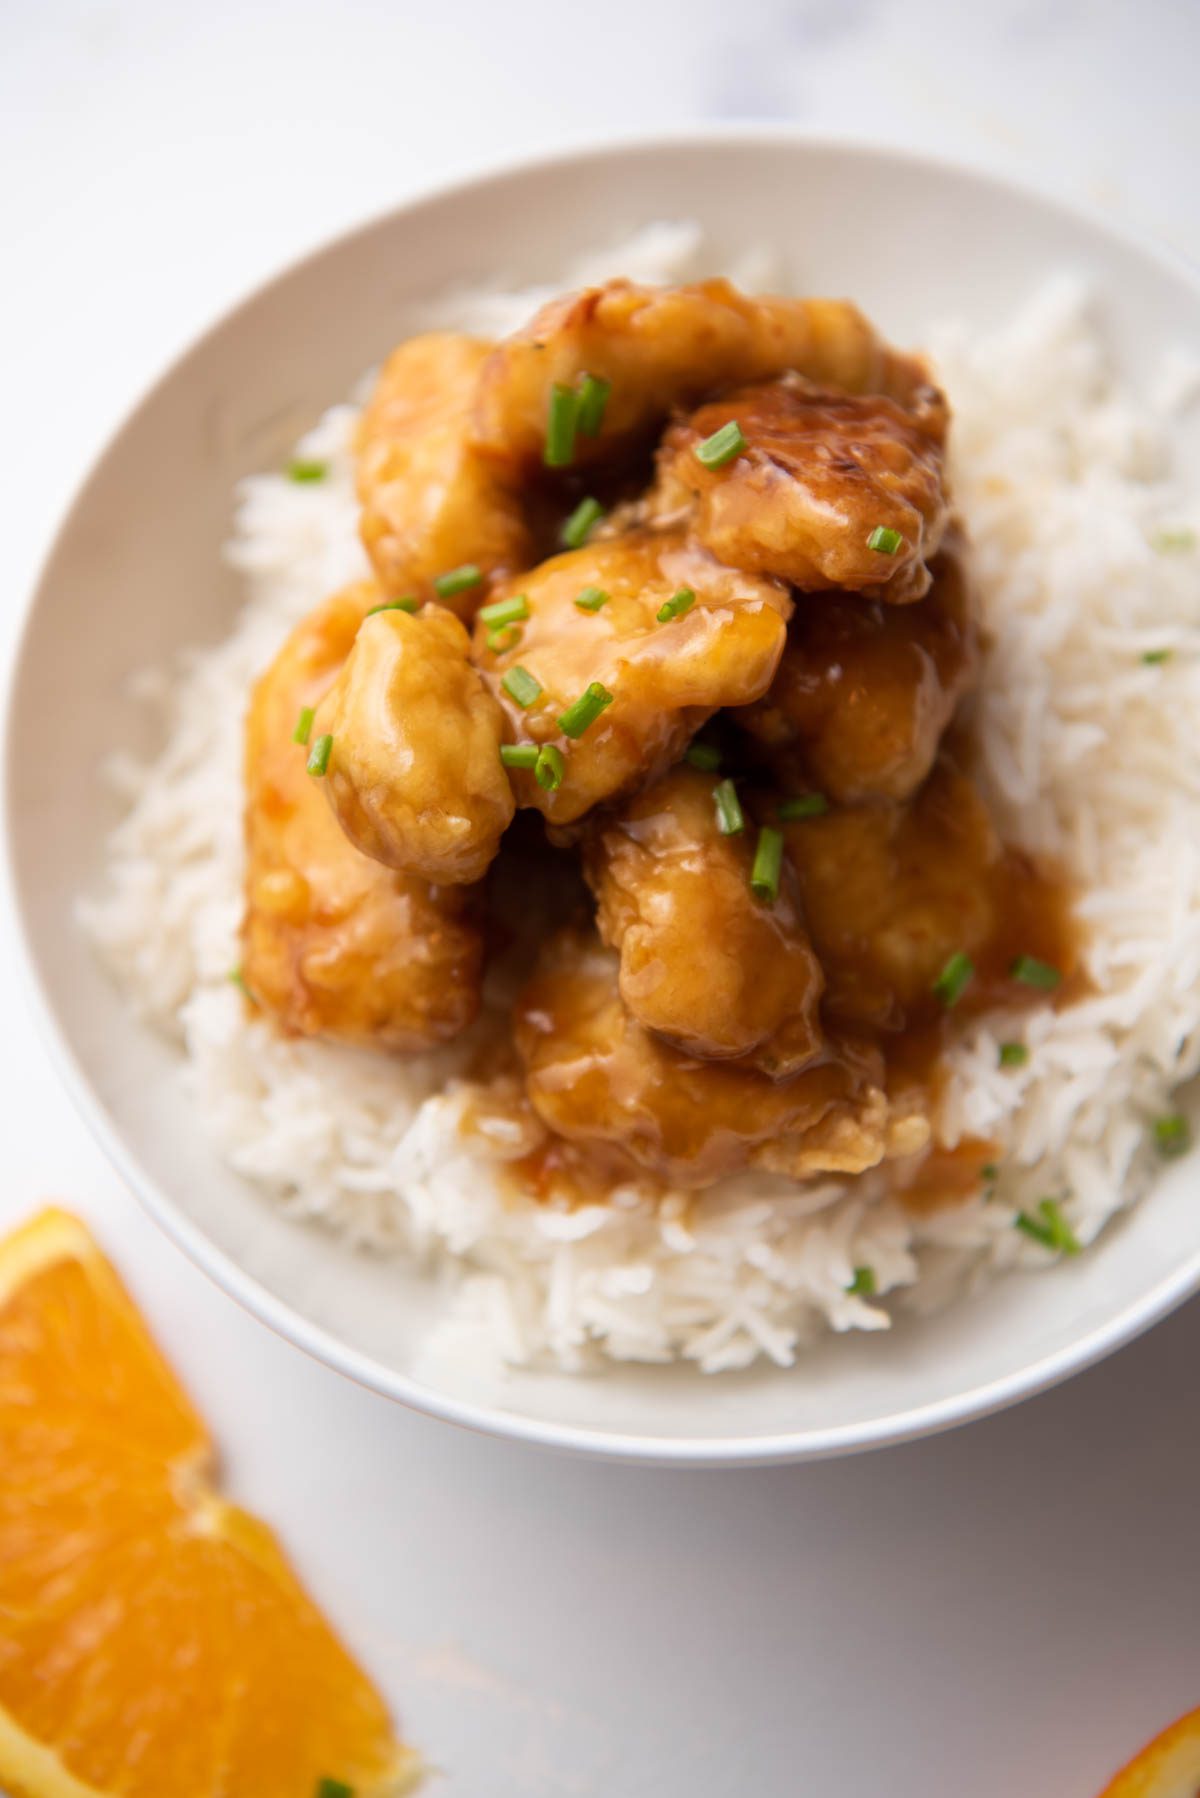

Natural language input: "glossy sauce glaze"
[473,754,1079,1210]
[240,277,1083,1218]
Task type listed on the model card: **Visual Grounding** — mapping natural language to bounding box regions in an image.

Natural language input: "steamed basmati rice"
[81,226,1200,1373]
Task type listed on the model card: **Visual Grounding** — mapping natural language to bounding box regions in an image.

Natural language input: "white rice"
[81,226,1200,1374]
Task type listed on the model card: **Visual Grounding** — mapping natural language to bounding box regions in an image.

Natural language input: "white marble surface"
[3,3,1200,1792]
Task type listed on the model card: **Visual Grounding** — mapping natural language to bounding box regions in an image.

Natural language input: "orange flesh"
[0,1209,417,1798]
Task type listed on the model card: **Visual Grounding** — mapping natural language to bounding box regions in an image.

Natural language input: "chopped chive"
[433,563,483,600]
[694,419,747,470]
[712,778,745,836]
[229,967,256,1004]
[478,594,529,629]
[365,596,419,616]
[657,586,696,624]
[998,1041,1029,1068]
[866,525,903,555]
[287,459,327,483]
[1152,527,1195,552]
[576,373,611,437]
[561,496,605,550]
[315,1781,354,1798]
[487,624,522,654]
[1041,1198,1080,1255]
[292,706,315,746]
[1142,648,1172,665]
[544,382,579,468]
[557,681,614,739]
[501,666,542,708]
[749,825,784,903]
[685,741,722,772]
[306,733,333,777]
[778,792,829,821]
[980,1163,1000,1183]
[535,744,565,791]
[1153,1113,1191,1158]
[500,743,539,769]
[932,950,974,1009]
[574,585,609,613]
[845,1265,877,1298]
[1015,1197,1080,1256]
[1010,954,1061,990]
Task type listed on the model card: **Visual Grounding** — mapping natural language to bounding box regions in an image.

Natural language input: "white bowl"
[7,132,1200,1465]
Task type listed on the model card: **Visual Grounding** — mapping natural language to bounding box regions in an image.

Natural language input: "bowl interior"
[8,135,1200,1462]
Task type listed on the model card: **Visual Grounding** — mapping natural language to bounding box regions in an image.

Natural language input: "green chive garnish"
[433,563,483,600]
[561,496,604,549]
[315,1780,354,1798]
[1152,528,1195,553]
[535,744,565,791]
[287,459,328,483]
[712,779,745,836]
[866,525,903,554]
[932,951,974,1008]
[557,682,614,739]
[1011,954,1061,990]
[657,586,696,624]
[1142,649,1172,665]
[306,733,333,777]
[500,743,539,769]
[694,419,747,470]
[1153,1113,1191,1158]
[544,382,579,468]
[998,1041,1029,1068]
[846,1265,877,1298]
[229,967,256,1004]
[576,373,611,438]
[574,586,609,613]
[685,742,722,772]
[750,826,784,903]
[487,624,522,654]
[478,594,529,629]
[365,596,419,616]
[293,706,315,746]
[981,1163,1000,1183]
[1015,1197,1080,1255]
[778,793,829,821]
[501,666,542,708]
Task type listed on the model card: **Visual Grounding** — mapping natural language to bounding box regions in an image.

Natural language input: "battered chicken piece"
[653,375,949,603]
[582,767,824,1075]
[514,930,925,1191]
[473,278,937,472]
[241,581,482,1050]
[474,529,790,826]
[317,602,514,884]
[780,758,1075,1034]
[357,332,531,613]
[737,537,977,804]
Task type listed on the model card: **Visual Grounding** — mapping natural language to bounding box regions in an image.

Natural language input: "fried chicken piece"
[357,332,531,613]
[737,536,977,804]
[652,374,949,603]
[582,767,824,1075]
[317,602,514,884]
[780,758,1068,1034]
[241,581,482,1050]
[474,528,790,826]
[514,930,923,1190]
[473,278,937,473]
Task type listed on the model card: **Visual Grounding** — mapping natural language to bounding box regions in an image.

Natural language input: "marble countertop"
[3,2,1199,1791]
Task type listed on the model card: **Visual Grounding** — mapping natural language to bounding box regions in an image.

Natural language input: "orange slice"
[1098,1706,1200,1797]
[0,1208,421,1798]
